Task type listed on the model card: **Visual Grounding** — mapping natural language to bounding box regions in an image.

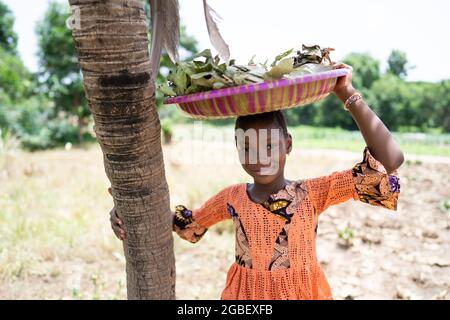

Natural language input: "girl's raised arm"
[333,63,405,174]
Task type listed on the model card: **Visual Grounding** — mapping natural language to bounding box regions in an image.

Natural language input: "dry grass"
[1,128,449,299]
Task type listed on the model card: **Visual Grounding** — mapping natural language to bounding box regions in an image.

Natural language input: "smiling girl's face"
[235,112,292,185]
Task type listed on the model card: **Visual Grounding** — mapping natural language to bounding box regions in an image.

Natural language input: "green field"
[172,123,450,157]
[1,124,449,299]
[289,125,450,156]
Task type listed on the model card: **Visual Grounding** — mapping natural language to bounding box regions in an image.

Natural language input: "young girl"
[109,63,404,300]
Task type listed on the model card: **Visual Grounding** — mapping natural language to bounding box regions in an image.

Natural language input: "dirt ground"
[1,141,449,300]
[174,146,450,300]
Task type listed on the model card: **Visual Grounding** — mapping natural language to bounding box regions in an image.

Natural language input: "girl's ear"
[286,133,293,155]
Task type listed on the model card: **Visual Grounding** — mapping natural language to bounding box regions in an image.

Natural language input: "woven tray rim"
[164,69,349,105]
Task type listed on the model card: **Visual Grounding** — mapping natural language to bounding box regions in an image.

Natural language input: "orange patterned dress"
[173,147,400,300]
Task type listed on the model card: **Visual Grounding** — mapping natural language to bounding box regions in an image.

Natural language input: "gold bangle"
[344,92,362,111]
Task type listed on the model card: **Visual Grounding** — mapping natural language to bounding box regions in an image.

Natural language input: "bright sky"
[4,0,450,82]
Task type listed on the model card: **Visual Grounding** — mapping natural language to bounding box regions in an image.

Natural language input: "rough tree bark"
[67,0,175,299]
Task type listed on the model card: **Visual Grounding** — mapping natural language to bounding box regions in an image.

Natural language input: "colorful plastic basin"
[164,69,349,119]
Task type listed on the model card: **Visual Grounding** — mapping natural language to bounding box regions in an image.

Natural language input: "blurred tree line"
[284,51,450,133]
[0,0,198,150]
[0,0,449,150]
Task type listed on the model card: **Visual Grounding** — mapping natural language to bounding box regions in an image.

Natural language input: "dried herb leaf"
[266,57,294,79]
[159,82,176,96]
[159,44,335,97]
[270,48,293,67]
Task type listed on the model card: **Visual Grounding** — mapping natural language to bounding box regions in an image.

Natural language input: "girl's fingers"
[112,220,124,230]
[332,62,352,70]
[111,215,123,226]
[112,224,126,240]
[113,209,121,221]
[111,221,121,232]
[111,218,125,231]
[110,213,124,230]
[333,64,349,70]
[109,208,122,224]
[109,207,125,240]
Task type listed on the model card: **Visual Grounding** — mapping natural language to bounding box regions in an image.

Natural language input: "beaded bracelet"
[344,92,362,111]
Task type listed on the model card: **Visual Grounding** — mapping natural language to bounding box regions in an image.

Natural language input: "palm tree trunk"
[67,0,175,299]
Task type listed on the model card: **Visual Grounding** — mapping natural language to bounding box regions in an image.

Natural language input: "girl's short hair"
[235,111,289,137]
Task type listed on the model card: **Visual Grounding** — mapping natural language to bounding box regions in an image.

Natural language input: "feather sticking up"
[161,0,180,64]
[203,0,230,62]
[149,0,163,81]
[149,0,180,81]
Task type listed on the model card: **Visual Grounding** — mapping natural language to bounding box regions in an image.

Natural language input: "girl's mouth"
[248,168,261,174]
[248,167,272,175]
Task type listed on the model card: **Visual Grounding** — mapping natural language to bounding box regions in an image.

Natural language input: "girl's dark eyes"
[239,144,274,152]
[243,145,272,151]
